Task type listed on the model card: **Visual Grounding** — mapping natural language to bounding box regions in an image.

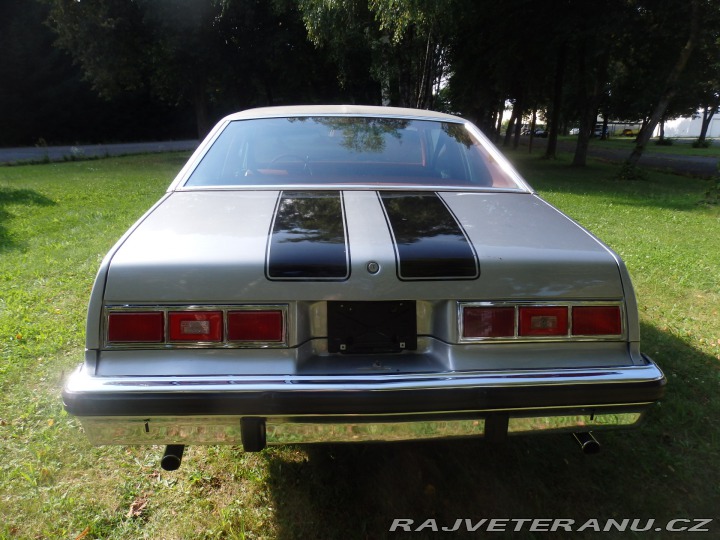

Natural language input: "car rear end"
[62,106,665,467]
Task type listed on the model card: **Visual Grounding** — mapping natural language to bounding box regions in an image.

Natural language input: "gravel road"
[0,140,198,164]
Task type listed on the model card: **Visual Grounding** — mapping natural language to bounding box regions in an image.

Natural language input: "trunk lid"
[102,190,623,303]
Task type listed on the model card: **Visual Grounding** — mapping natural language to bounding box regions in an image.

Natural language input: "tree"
[570,32,612,167]
[368,0,454,108]
[446,0,557,148]
[299,0,454,109]
[558,0,632,166]
[444,0,507,133]
[44,0,217,135]
[43,0,345,136]
[214,0,348,108]
[685,21,720,146]
[0,0,194,146]
[299,0,383,104]
[22,0,720,154]
[624,0,702,168]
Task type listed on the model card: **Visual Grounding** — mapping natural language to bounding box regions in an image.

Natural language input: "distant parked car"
[569,128,580,135]
[534,128,549,138]
[622,128,636,137]
[62,105,665,469]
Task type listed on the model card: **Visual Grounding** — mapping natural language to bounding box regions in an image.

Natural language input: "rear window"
[184,116,520,189]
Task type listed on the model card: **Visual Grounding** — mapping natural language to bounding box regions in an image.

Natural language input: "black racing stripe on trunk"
[266,191,349,280]
[379,191,479,280]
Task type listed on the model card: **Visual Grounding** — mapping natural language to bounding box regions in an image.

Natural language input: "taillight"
[572,306,622,336]
[169,311,223,342]
[227,310,284,342]
[519,306,568,336]
[462,306,515,338]
[459,303,623,341]
[105,306,287,347]
[107,312,164,343]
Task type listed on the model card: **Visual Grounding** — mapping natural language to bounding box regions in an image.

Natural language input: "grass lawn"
[564,135,720,158]
[1,151,719,539]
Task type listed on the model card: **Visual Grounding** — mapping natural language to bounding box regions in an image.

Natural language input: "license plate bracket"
[327,301,417,354]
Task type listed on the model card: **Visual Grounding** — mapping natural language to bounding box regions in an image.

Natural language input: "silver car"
[63,105,665,469]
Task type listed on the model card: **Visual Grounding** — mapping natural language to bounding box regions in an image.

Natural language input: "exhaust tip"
[573,432,600,454]
[161,445,185,470]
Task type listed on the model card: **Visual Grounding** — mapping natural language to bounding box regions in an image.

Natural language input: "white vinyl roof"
[224,104,465,122]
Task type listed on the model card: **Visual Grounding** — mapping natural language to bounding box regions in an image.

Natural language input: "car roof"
[223,105,466,123]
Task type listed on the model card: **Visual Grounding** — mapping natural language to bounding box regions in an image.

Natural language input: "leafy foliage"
[0,0,195,145]
[692,137,713,148]
[614,162,650,181]
[43,0,347,136]
[3,0,720,160]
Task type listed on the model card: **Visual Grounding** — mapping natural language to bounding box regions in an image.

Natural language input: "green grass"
[1,152,719,539]
[567,135,720,158]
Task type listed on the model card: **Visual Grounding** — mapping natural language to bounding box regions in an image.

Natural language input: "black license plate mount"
[327,301,417,354]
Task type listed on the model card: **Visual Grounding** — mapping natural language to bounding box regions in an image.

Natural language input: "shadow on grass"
[259,323,719,540]
[0,187,55,252]
[507,152,717,213]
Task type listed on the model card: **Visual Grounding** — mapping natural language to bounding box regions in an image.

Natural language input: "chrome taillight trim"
[103,304,289,349]
[457,301,626,344]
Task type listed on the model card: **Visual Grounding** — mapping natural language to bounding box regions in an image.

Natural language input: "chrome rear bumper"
[79,411,645,446]
[63,360,664,445]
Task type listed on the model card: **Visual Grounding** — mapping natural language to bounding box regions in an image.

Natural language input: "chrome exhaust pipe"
[573,432,600,454]
[161,444,185,470]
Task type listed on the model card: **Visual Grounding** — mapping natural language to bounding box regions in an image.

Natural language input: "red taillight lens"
[572,306,622,335]
[168,311,223,342]
[462,306,515,338]
[519,306,568,336]
[227,310,283,342]
[107,312,164,343]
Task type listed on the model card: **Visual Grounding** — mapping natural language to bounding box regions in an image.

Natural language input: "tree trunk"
[494,100,505,142]
[572,105,598,167]
[544,42,566,159]
[570,27,611,167]
[503,99,521,147]
[264,77,275,106]
[193,86,211,139]
[698,103,719,143]
[528,109,537,154]
[626,0,700,167]
[572,37,607,167]
[634,117,648,143]
[417,32,438,109]
[513,101,523,150]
